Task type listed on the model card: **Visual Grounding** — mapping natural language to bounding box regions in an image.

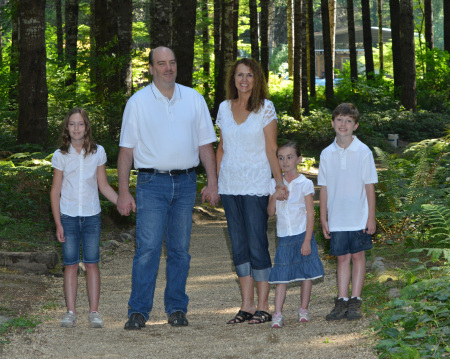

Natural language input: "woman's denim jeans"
[221,194,271,281]
[127,171,197,320]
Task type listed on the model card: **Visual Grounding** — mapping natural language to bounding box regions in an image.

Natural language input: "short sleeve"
[216,101,226,129]
[317,152,327,186]
[96,145,107,166]
[304,179,315,196]
[362,150,378,184]
[51,150,64,171]
[262,100,277,128]
[196,92,217,146]
[269,178,276,195]
[119,99,139,149]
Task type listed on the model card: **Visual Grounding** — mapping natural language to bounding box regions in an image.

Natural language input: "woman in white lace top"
[216,58,287,325]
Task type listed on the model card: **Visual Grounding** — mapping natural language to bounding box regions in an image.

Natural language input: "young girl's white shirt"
[217,99,277,196]
[51,144,107,217]
[269,174,314,237]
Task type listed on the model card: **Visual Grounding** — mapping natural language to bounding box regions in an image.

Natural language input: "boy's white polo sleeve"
[317,152,327,186]
[362,151,378,184]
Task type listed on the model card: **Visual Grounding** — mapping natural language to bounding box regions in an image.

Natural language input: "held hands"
[201,185,220,207]
[274,184,289,201]
[117,191,137,216]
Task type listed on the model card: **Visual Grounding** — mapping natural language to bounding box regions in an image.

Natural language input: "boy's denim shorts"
[60,213,101,265]
[329,230,373,256]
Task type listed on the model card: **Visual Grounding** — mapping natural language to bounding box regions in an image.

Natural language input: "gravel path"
[2,215,377,358]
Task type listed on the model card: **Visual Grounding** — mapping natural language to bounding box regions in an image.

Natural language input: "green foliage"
[0,314,42,336]
[374,140,449,242]
[269,44,288,75]
[374,270,450,358]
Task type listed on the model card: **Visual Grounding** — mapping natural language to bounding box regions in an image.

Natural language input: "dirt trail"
[1,214,377,358]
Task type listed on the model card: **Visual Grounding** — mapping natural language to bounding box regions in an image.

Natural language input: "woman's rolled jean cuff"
[235,263,271,282]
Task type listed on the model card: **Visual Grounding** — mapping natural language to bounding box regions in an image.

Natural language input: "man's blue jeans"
[127,170,197,320]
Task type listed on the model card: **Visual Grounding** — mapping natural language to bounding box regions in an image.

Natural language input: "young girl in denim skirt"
[50,108,119,328]
[267,141,324,328]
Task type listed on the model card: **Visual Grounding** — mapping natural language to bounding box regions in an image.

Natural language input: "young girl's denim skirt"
[269,232,324,284]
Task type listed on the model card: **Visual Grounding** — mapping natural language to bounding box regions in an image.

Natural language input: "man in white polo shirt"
[117,46,219,330]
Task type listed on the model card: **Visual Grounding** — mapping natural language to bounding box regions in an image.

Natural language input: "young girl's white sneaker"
[298,308,310,322]
[60,311,77,327]
[89,311,104,328]
[271,312,284,328]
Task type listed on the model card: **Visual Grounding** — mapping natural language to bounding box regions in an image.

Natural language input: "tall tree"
[65,0,79,88]
[213,0,223,116]
[9,0,18,108]
[260,0,269,81]
[307,0,315,97]
[222,0,234,83]
[361,0,374,79]
[347,0,358,81]
[55,0,63,62]
[424,0,433,50]
[17,0,48,145]
[328,0,336,77]
[232,0,239,60]
[400,0,417,111]
[321,0,334,103]
[445,0,450,53]
[249,0,259,61]
[292,0,302,120]
[377,0,383,71]
[287,0,293,77]
[201,0,211,98]
[149,0,172,48]
[301,0,309,115]
[172,0,197,87]
[389,0,402,94]
[115,0,133,96]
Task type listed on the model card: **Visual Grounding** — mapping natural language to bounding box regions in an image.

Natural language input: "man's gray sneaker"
[60,311,77,328]
[347,297,363,321]
[325,298,348,321]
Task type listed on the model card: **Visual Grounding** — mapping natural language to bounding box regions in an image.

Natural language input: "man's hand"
[201,184,220,206]
[117,191,136,216]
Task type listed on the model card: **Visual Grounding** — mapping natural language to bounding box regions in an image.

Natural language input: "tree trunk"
[287,0,293,77]
[424,0,433,50]
[292,0,302,120]
[389,0,402,94]
[377,0,383,72]
[328,0,336,77]
[321,0,334,103]
[347,0,358,82]
[301,0,309,115]
[212,0,223,117]
[361,0,375,79]
[399,0,417,111]
[307,0,315,97]
[202,0,211,98]
[17,0,48,145]
[9,0,18,108]
[116,0,133,96]
[92,0,108,98]
[445,0,450,53]
[260,0,269,82]
[55,0,63,63]
[249,0,259,61]
[65,0,79,89]
[233,0,239,60]
[149,0,172,48]
[172,0,196,87]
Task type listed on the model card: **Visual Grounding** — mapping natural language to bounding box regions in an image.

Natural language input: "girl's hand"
[301,241,311,256]
[56,225,65,243]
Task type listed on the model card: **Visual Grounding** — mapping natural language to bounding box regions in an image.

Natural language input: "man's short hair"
[332,103,360,123]
[149,46,177,66]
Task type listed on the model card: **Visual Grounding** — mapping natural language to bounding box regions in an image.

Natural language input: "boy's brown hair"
[332,103,360,123]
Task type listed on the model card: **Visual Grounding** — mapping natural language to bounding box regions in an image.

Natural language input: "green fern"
[409,204,450,262]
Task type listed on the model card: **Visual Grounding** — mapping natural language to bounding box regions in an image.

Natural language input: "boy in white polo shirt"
[318,103,378,321]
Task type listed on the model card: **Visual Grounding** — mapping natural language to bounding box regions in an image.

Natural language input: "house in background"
[314,26,392,77]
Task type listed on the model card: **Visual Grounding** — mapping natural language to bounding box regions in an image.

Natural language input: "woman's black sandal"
[248,310,272,324]
[227,310,254,324]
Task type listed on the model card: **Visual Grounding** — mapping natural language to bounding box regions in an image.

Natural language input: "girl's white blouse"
[269,175,315,237]
[51,144,107,217]
[217,99,277,196]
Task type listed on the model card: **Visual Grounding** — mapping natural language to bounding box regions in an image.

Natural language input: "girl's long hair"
[226,58,269,113]
[59,108,97,157]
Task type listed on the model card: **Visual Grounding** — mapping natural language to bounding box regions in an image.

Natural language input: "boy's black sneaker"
[346,297,363,321]
[124,313,146,330]
[325,297,348,321]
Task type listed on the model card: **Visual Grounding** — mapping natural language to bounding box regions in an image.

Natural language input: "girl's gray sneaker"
[271,312,284,328]
[60,311,77,328]
[89,311,104,328]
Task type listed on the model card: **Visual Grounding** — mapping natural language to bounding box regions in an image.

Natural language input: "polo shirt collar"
[332,135,360,152]
[150,82,181,101]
